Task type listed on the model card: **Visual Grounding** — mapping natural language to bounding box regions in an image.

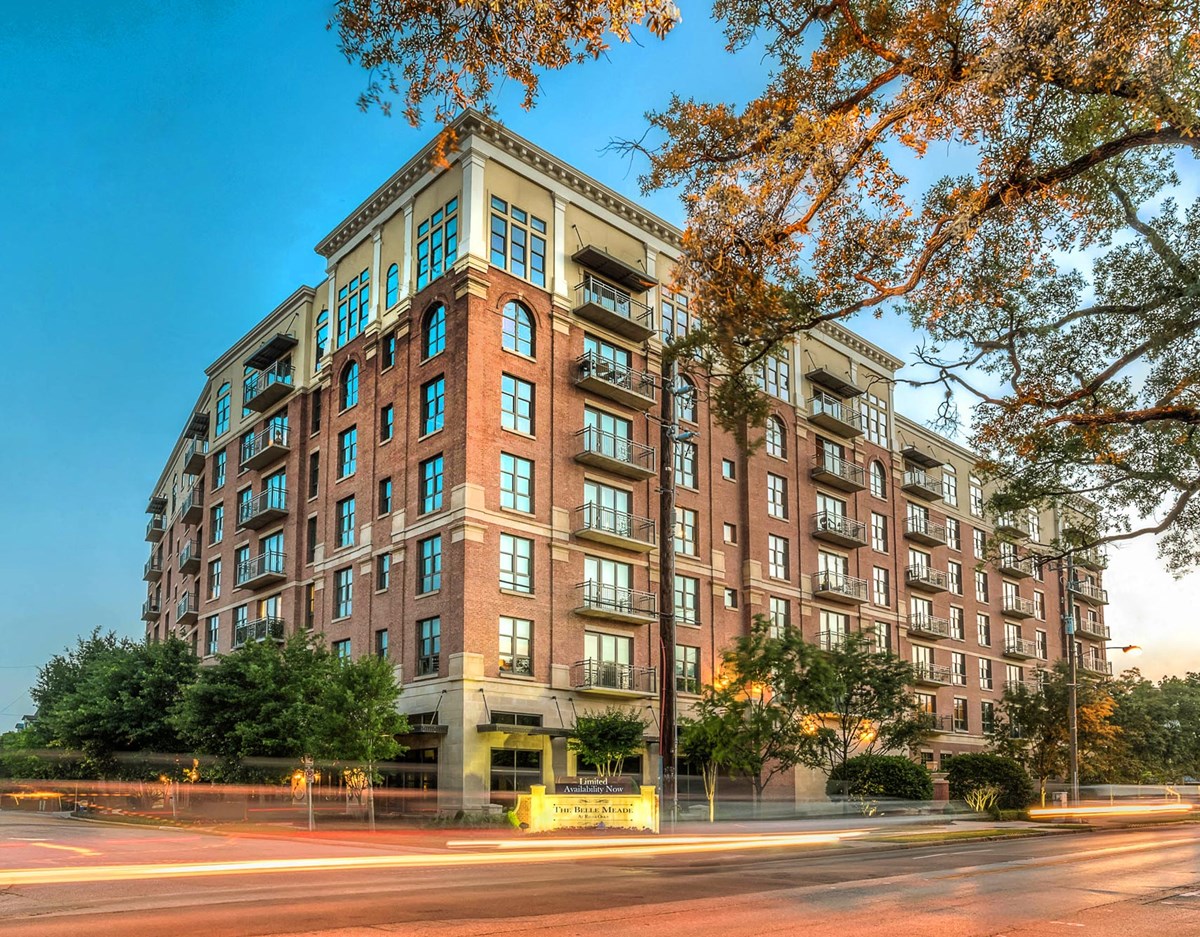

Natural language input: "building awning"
[805,367,863,398]
[476,723,572,738]
[572,245,657,292]
[401,724,448,736]
[184,410,210,439]
[901,445,943,469]
[244,333,299,370]
[145,495,167,515]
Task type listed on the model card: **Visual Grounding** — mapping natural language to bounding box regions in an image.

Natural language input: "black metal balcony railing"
[904,515,947,544]
[573,503,656,546]
[239,487,289,527]
[575,580,657,620]
[236,550,286,587]
[1004,637,1039,659]
[145,514,165,541]
[143,556,163,581]
[902,468,943,499]
[571,659,657,694]
[500,655,533,676]
[809,393,864,434]
[180,485,203,522]
[234,616,285,648]
[1001,594,1037,617]
[574,351,656,405]
[141,598,161,620]
[999,551,1037,577]
[573,275,655,338]
[183,437,208,474]
[810,452,866,490]
[914,663,953,685]
[817,630,848,651]
[810,571,869,602]
[994,512,1033,539]
[178,539,200,573]
[1076,618,1111,640]
[240,425,291,468]
[574,425,656,476]
[1080,654,1113,676]
[905,565,949,590]
[812,511,867,545]
[1069,579,1109,605]
[175,592,198,622]
[243,361,295,409]
[923,713,953,732]
[907,614,951,638]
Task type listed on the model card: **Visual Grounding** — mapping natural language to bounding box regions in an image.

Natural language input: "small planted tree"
[679,716,724,822]
[569,706,647,778]
[945,753,1035,812]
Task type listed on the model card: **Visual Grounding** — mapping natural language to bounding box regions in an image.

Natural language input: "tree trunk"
[367,765,376,833]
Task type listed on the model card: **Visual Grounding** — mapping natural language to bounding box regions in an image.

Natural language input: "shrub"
[826,755,934,801]
[946,754,1035,811]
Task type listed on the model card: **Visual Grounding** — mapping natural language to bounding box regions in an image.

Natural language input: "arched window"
[870,460,887,499]
[675,376,697,423]
[340,362,359,410]
[501,301,535,357]
[215,382,231,436]
[315,309,329,370]
[423,304,446,359]
[386,263,399,308]
[765,415,786,459]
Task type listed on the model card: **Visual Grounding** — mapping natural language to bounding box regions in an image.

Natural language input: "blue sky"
[0,1,1194,728]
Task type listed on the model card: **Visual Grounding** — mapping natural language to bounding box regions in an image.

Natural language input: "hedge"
[945,754,1036,810]
[826,754,934,800]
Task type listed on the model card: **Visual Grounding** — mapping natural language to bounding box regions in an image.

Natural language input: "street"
[1,812,1198,936]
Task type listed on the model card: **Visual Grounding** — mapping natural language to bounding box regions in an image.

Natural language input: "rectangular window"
[953,697,969,732]
[336,496,356,548]
[333,638,351,660]
[420,455,444,513]
[418,535,442,594]
[333,567,353,619]
[723,522,737,544]
[306,515,317,563]
[308,452,320,499]
[211,504,224,544]
[661,286,696,344]
[873,567,890,607]
[942,470,959,506]
[724,588,738,609]
[757,352,790,400]
[416,198,459,290]
[1033,590,1046,620]
[676,645,700,694]
[500,533,533,593]
[214,450,226,489]
[376,477,392,516]
[977,614,992,647]
[500,374,535,434]
[310,388,322,434]
[860,392,888,446]
[208,559,221,600]
[205,615,219,656]
[499,453,534,512]
[944,517,960,551]
[1036,629,1048,659]
[871,512,888,552]
[768,534,789,580]
[981,700,996,734]
[336,267,370,347]
[418,617,441,675]
[875,621,892,654]
[721,458,736,480]
[948,560,963,595]
[499,617,533,675]
[768,597,790,637]
[488,197,546,287]
[380,404,394,442]
[338,427,357,478]
[376,552,390,591]
[969,478,985,517]
[675,440,697,489]
[951,651,967,686]
[975,570,990,603]
[766,473,788,519]
[674,575,699,626]
[421,377,445,435]
[375,628,389,659]
[675,507,698,556]
[950,606,965,641]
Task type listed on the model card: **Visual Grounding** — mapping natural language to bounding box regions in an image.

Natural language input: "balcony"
[141,598,161,621]
[906,565,949,593]
[572,275,655,341]
[914,664,953,687]
[998,551,1036,579]
[1003,637,1039,660]
[1005,678,1044,694]
[573,426,656,480]
[572,504,655,552]
[573,352,656,411]
[243,360,295,412]
[183,437,207,475]
[238,487,289,531]
[995,512,1032,539]
[1080,654,1113,677]
[810,453,866,492]
[1075,548,1108,571]
[240,425,291,472]
[143,555,163,582]
[180,486,203,524]
[570,659,657,696]
[907,614,951,640]
[178,540,200,574]
[811,511,867,548]
[904,515,947,546]
[817,630,850,651]
[808,393,863,437]
[1076,618,1110,641]
[1001,594,1037,618]
[1069,579,1109,606]
[176,592,198,626]
[145,514,165,542]
[574,581,657,624]
[234,616,285,648]
[901,468,943,501]
[235,550,287,590]
[924,714,954,733]
[810,571,869,605]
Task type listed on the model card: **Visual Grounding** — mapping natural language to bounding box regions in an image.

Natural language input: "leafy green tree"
[945,753,1035,811]
[679,716,724,822]
[1110,670,1200,783]
[796,632,931,796]
[322,654,409,829]
[826,754,933,802]
[175,635,335,782]
[568,706,648,778]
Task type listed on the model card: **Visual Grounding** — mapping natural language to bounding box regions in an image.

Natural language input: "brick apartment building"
[140,111,1111,812]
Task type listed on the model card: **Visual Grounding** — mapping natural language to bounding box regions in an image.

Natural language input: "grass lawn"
[877,829,1046,844]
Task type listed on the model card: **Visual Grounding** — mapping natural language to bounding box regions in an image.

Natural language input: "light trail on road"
[0,830,863,887]
[1028,803,1194,819]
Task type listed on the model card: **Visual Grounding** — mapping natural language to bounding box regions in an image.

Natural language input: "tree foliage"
[945,753,1036,811]
[1108,669,1200,782]
[336,0,1200,566]
[568,705,648,777]
[825,754,933,801]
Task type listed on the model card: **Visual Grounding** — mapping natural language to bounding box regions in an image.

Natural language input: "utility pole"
[658,355,679,827]
[1064,552,1080,805]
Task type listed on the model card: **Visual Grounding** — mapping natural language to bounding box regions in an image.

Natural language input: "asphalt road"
[1,812,1198,936]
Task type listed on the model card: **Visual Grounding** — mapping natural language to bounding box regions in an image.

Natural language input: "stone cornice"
[815,320,905,373]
